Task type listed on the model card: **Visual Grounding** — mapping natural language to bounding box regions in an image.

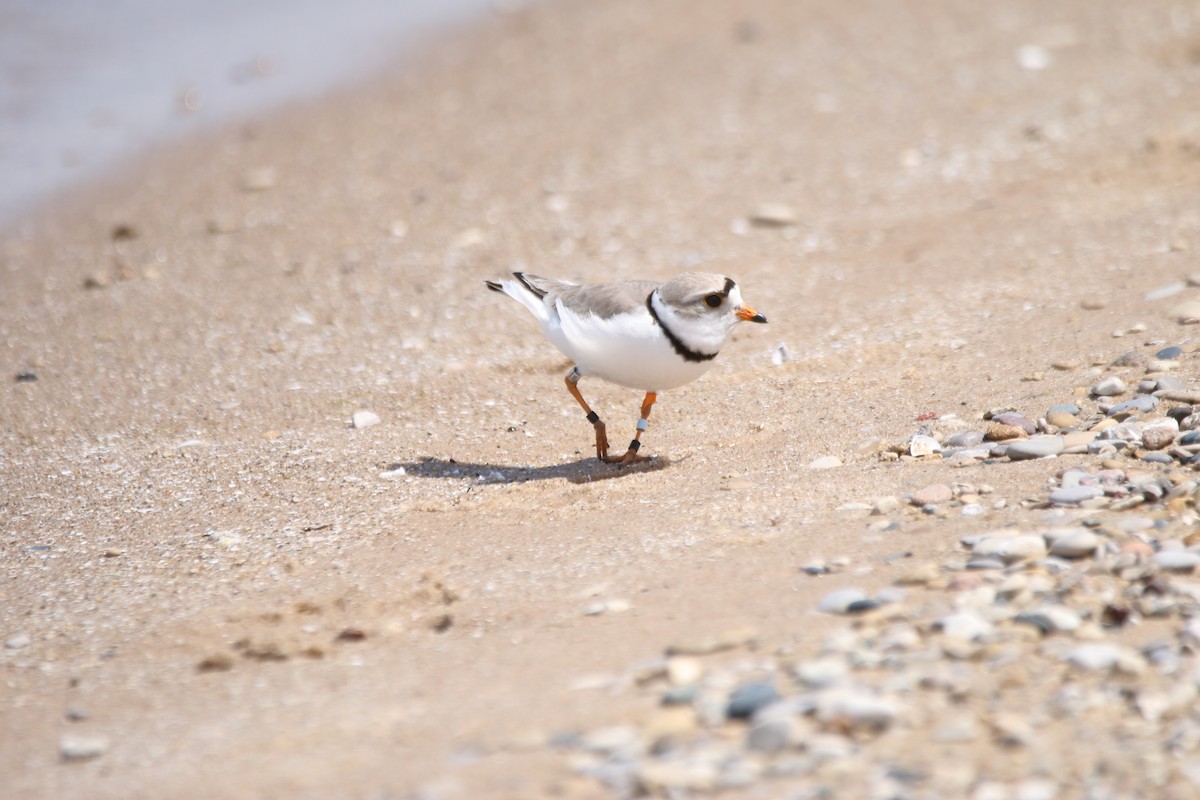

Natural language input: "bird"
[484,271,767,464]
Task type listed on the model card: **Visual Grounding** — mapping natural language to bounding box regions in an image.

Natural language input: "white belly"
[541,304,716,392]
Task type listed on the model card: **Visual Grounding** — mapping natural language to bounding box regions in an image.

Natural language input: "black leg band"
[586,411,600,425]
[628,439,640,453]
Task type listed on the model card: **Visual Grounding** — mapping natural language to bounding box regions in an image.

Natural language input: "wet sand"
[5,0,1200,796]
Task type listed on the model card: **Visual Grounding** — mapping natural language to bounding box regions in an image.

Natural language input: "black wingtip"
[513,271,547,299]
[484,279,503,293]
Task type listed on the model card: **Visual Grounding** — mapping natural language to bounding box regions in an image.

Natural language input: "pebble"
[817,588,869,614]
[1091,377,1127,397]
[726,682,780,719]
[60,735,109,761]
[5,632,31,649]
[911,483,953,505]
[749,203,798,227]
[986,422,1028,441]
[745,717,794,754]
[1153,551,1200,572]
[1047,529,1100,558]
[1169,299,1200,324]
[908,435,941,457]
[15,371,37,382]
[667,657,704,687]
[1065,643,1143,673]
[938,611,994,640]
[814,689,900,732]
[1048,485,1103,505]
[1107,396,1158,415]
[970,534,1047,563]
[351,410,381,429]
[1142,427,1177,451]
[991,412,1036,433]
[808,455,842,469]
[1045,411,1077,428]
[1156,346,1184,360]
[1005,435,1064,461]
[944,430,984,448]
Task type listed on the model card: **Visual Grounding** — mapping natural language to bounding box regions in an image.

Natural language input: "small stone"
[666,657,704,686]
[815,689,899,732]
[15,371,37,383]
[727,682,781,719]
[1143,427,1177,450]
[944,430,984,448]
[197,653,235,672]
[82,273,110,290]
[1048,530,1100,558]
[1091,377,1127,397]
[909,435,941,457]
[1049,485,1104,505]
[808,455,842,469]
[1006,436,1064,461]
[1065,643,1143,673]
[1045,411,1077,428]
[1108,396,1159,416]
[986,422,1028,441]
[60,735,109,761]
[818,588,869,614]
[746,716,794,753]
[1048,403,1081,416]
[971,534,1047,563]
[1147,359,1179,373]
[911,483,953,506]
[5,633,31,649]
[872,495,900,515]
[1153,551,1200,572]
[991,412,1036,433]
[938,611,994,641]
[1157,346,1184,360]
[1016,43,1051,71]
[1169,299,1200,324]
[351,411,380,429]
[749,203,798,227]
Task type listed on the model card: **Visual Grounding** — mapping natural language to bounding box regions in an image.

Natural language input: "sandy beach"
[6,0,1200,796]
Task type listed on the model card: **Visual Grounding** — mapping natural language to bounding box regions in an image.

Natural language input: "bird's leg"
[604,392,656,465]
[564,367,609,460]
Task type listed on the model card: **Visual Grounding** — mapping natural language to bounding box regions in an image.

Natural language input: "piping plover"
[485,271,767,464]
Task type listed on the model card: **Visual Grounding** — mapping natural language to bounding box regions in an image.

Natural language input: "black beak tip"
[750,313,768,324]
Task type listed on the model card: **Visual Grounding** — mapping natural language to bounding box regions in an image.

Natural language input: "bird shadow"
[387,455,674,485]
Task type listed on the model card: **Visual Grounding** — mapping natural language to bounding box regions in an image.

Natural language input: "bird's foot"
[592,420,610,461]
[603,449,651,465]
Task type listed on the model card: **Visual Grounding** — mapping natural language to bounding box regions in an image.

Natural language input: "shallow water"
[0,0,501,224]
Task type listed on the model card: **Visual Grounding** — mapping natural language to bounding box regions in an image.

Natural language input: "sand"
[5,0,1200,796]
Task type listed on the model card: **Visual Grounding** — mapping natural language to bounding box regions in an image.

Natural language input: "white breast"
[539,302,717,392]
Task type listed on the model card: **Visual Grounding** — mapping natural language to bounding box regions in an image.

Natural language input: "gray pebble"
[1006,435,1064,460]
[746,717,793,753]
[992,412,1036,434]
[60,735,108,761]
[4,632,31,649]
[1108,396,1158,415]
[1064,643,1123,672]
[1156,346,1184,360]
[818,588,868,614]
[1142,452,1175,464]
[1181,431,1200,446]
[1153,551,1200,571]
[971,534,1048,563]
[1049,485,1104,505]
[727,682,781,719]
[1048,530,1100,558]
[1047,403,1080,416]
[814,689,899,732]
[944,430,984,448]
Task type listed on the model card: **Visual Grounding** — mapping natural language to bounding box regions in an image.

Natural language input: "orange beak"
[736,305,768,323]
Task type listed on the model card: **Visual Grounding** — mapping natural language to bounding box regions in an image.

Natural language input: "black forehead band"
[719,277,735,297]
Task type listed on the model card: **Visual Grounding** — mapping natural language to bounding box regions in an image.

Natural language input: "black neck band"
[646,292,718,363]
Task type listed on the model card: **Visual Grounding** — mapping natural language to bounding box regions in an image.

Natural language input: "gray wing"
[553,280,660,319]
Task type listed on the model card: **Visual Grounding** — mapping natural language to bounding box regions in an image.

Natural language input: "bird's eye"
[704,294,722,308]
